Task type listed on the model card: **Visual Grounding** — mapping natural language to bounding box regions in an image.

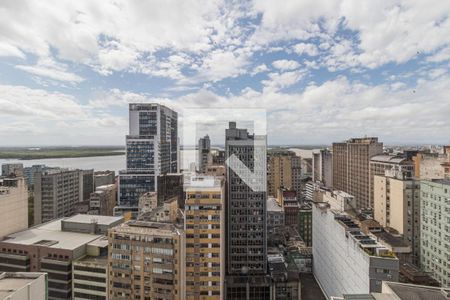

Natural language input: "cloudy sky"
[0,0,449,146]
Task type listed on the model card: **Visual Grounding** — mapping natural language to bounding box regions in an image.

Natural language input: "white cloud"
[15,59,84,83]
[293,43,319,56]
[251,64,269,75]
[272,59,300,70]
[0,84,86,119]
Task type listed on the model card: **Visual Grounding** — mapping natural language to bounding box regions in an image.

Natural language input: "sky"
[0,0,449,146]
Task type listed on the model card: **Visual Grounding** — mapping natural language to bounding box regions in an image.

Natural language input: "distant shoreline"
[0,148,125,160]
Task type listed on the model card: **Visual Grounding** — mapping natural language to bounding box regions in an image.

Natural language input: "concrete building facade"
[88,184,117,216]
[184,176,224,299]
[33,169,91,225]
[0,272,47,300]
[369,154,415,208]
[313,200,399,298]
[0,215,123,300]
[312,149,333,188]
[420,179,450,287]
[332,137,383,209]
[108,220,185,299]
[373,171,420,264]
[267,151,302,198]
[0,177,28,240]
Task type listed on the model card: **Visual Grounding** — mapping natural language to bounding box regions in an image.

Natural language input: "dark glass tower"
[118,103,178,209]
[225,122,270,299]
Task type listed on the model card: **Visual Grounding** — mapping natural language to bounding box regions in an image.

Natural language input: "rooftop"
[75,255,108,266]
[64,214,123,226]
[1,218,103,250]
[111,220,183,237]
[0,272,46,299]
[267,197,283,212]
[385,282,450,300]
[370,155,409,164]
[430,179,450,186]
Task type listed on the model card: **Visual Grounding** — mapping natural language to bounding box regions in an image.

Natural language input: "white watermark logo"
[181,108,267,192]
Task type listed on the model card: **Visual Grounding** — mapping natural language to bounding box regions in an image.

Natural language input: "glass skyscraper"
[118,103,178,209]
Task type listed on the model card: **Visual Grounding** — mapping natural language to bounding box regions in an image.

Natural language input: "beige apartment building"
[185,176,224,300]
[332,137,383,209]
[267,151,301,197]
[0,177,28,240]
[108,220,185,300]
[369,154,415,208]
[373,171,420,264]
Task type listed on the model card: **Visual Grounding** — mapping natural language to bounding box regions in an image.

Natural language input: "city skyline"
[0,1,449,145]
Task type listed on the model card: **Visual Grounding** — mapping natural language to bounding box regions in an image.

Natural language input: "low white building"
[0,272,47,300]
[312,197,399,299]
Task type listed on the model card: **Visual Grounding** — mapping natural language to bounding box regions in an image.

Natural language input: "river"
[0,150,198,173]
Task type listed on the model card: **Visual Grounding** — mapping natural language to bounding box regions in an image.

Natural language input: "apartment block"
[420,179,450,287]
[118,103,178,209]
[0,214,123,300]
[34,169,93,224]
[373,171,420,264]
[267,150,302,198]
[0,272,47,300]
[0,177,28,240]
[369,154,415,207]
[312,149,333,188]
[184,176,224,299]
[333,137,383,209]
[88,184,117,216]
[108,220,185,300]
[313,200,399,298]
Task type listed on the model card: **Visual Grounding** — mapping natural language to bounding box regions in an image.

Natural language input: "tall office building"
[108,220,185,299]
[198,135,211,174]
[118,103,178,209]
[312,149,333,188]
[185,176,224,299]
[33,169,92,225]
[267,150,301,197]
[373,170,420,264]
[332,137,383,209]
[225,122,270,299]
[0,177,28,239]
[420,179,450,287]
